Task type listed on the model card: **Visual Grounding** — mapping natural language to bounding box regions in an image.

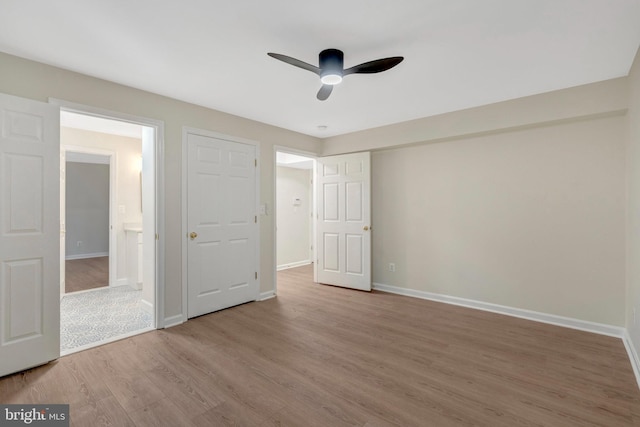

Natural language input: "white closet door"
[0,92,60,377]
[186,131,259,318]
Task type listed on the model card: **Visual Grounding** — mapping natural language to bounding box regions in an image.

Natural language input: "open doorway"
[64,151,111,293]
[58,109,158,354]
[275,149,316,293]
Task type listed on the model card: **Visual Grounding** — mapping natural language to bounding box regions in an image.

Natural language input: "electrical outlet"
[389,263,396,272]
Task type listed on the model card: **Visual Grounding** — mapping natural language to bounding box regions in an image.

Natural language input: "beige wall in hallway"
[276,166,312,268]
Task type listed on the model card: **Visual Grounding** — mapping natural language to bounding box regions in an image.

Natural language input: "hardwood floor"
[65,256,109,293]
[2,264,639,426]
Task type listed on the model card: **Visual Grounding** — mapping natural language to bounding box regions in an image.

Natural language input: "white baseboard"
[140,298,153,315]
[163,314,184,329]
[65,251,109,261]
[109,278,130,288]
[259,290,276,301]
[372,282,625,338]
[277,260,311,271]
[623,330,640,390]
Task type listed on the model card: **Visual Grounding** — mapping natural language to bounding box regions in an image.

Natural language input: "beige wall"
[276,166,312,268]
[627,46,640,351]
[322,78,628,156]
[324,71,629,327]
[372,115,626,325]
[0,52,321,322]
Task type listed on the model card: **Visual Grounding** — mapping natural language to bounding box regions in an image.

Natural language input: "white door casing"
[186,130,259,318]
[0,93,60,377]
[60,148,65,295]
[316,152,371,291]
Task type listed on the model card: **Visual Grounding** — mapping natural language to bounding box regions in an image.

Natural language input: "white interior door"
[0,92,60,377]
[316,152,371,291]
[187,131,259,318]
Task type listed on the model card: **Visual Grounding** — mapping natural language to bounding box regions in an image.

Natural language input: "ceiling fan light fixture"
[320,72,343,85]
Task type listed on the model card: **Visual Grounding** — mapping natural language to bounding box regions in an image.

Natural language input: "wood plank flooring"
[2,264,640,426]
[65,256,109,293]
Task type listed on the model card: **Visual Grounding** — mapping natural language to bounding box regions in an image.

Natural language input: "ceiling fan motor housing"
[320,49,344,84]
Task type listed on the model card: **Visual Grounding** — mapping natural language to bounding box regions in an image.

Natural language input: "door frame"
[51,98,166,328]
[272,146,318,297]
[181,127,261,324]
[61,146,116,294]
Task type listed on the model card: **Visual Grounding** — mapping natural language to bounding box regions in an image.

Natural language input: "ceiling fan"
[267,49,404,101]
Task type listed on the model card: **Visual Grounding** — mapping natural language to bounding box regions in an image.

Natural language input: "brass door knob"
[189,231,198,240]
[363,226,370,231]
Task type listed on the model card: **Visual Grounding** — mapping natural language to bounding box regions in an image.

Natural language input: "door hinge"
[255,215,257,223]
[156,233,159,241]
[255,272,258,280]
[255,159,257,167]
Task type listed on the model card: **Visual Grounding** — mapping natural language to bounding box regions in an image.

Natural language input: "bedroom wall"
[322,78,627,156]
[324,78,628,327]
[0,51,321,323]
[371,115,625,325]
[626,46,640,353]
[0,49,632,329]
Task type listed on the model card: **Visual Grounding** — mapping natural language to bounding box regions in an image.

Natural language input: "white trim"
[114,278,129,287]
[51,98,166,330]
[182,127,261,323]
[259,291,276,301]
[623,330,640,390]
[140,298,153,315]
[277,260,312,271]
[65,252,109,260]
[163,314,184,329]
[181,129,189,325]
[372,282,625,338]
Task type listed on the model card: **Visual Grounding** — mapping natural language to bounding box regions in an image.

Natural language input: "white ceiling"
[2,1,639,138]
